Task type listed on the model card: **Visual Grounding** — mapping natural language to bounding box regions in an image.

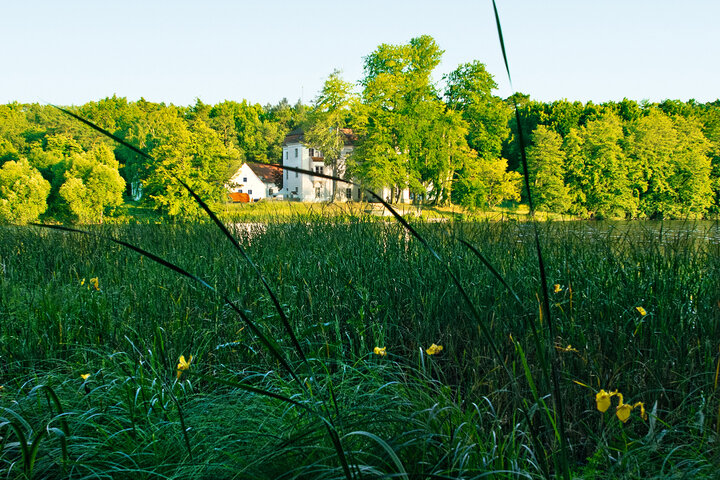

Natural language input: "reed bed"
[1,218,719,478]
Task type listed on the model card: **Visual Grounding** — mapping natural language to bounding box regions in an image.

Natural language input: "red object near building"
[228,192,250,203]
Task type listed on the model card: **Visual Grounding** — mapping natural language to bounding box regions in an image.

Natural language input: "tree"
[137,107,229,217]
[671,116,713,216]
[626,109,678,217]
[452,156,521,209]
[305,70,358,201]
[564,112,636,218]
[445,61,511,160]
[0,158,51,223]
[58,144,125,223]
[354,35,473,204]
[526,125,571,213]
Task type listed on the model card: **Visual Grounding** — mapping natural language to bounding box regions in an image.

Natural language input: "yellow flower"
[595,389,617,413]
[80,373,91,381]
[616,402,633,422]
[425,343,443,355]
[80,278,85,286]
[176,355,192,379]
[634,401,648,420]
[555,344,578,353]
[89,277,99,291]
[554,284,562,293]
[636,306,647,316]
[373,346,386,356]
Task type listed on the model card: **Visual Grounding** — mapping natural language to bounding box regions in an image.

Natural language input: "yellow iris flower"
[177,355,192,379]
[596,389,648,422]
[555,344,578,353]
[636,306,647,316]
[425,344,443,355]
[373,347,386,356]
[80,373,91,380]
[554,284,562,293]
[89,277,99,291]
[595,389,617,412]
[634,401,648,420]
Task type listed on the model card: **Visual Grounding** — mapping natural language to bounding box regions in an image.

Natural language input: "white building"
[227,162,283,202]
[280,128,362,202]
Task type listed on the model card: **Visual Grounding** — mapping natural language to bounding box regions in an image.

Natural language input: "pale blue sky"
[2,0,718,106]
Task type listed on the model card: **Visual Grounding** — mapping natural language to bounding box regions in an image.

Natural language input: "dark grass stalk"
[53,105,309,369]
[41,99,555,474]
[31,223,303,389]
[491,2,570,478]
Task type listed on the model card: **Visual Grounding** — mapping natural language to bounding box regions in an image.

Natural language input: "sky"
[2,0,719,107]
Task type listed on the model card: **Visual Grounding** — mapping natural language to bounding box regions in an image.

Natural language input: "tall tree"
[354,35,473,204]
[58,144,125,223]
[305,70,358,201]
[526,125,571,213]
[445,60,510,160]
[565,112,636,217]
[0,158,51,224]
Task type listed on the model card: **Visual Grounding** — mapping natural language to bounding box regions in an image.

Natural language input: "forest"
[1,35,719,223]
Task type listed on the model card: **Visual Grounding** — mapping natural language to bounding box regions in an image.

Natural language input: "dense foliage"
[1,36,719,223]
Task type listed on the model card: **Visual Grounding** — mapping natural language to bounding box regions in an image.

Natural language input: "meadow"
[1,215,719,479]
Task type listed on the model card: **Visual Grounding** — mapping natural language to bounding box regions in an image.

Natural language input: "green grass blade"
[345,431,408,480]
[52,105,309,370]
[459,238,523,307]
[31,223,303,388]
[491,3,570,479]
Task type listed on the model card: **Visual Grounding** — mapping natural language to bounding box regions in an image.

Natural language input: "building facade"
[280,128,362,202]
[227,162,283,202]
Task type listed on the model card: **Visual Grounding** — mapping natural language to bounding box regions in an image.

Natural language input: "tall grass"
[2,219,719,478]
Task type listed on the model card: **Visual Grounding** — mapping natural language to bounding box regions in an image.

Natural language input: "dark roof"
[283,127,305,145]
[247,162,283,185]
[283,127,357,146]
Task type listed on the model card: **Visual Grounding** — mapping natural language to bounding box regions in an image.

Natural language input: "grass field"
[1,216,719,479]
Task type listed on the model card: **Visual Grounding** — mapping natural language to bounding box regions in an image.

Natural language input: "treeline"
[507,96,720,218]
[0,98,307,222]
[1,35,719,223]
[309,35,720,219]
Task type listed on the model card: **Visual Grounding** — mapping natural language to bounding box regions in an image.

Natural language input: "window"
[314,166,323,174]
[248,189,252,195]
[309,148,314,157]
[315,187,322,198]
[286,170,288,179]
[269,188,274,195]
[345,188,352,200]
[295,148,298,158]
[284,151,288,160]
[243,177,247,183]
[238,189,243,193]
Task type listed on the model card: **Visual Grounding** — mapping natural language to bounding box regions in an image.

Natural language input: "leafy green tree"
[354,35,474,204]
[305,70,358,201]
[670,116,713,216]
[58,144,125,223]
[453,156,521,209]
[0,103,31,163]
[564,112,636,218]
[526,125,571,212]
[627,109,713,218]
[445,61,510,160]
[138,107,229,217]
[626,109,678,217]
[0,158,51,223]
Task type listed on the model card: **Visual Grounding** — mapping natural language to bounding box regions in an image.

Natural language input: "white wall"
[227,163,267,202]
